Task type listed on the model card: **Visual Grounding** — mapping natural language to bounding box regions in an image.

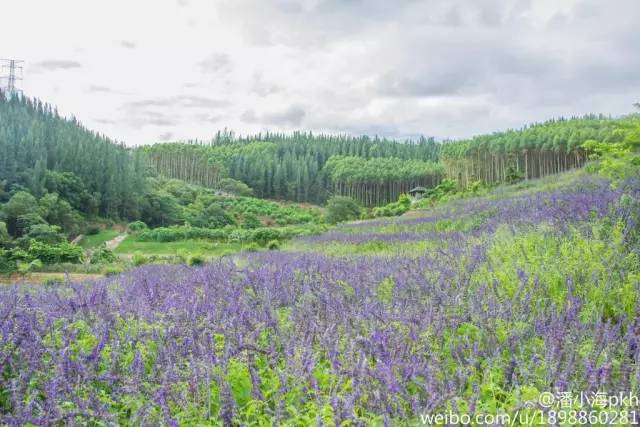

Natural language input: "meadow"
[1,171,638,425]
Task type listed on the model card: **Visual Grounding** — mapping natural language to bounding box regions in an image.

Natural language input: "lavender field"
[2,175,640,425]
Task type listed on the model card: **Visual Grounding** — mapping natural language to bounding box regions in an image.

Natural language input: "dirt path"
[105,233,128,251]
[70,234,84,244]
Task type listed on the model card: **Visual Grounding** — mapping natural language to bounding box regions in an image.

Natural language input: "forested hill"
[145,114,637,206]
[142,134,441,205]
[440,114,636,186]
[2,93,637,212]
[0,94,147,219]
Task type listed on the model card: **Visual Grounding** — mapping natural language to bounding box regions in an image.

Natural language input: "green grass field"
[114,236,250,257]
[78,230,120,248]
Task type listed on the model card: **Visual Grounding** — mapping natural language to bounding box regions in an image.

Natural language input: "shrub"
[26,224,66,244]
[21,240,83,264]
[127,221,148,233]
[132,252,148,266]
[373,194,412,218]
[85,225,101,235]
[325,196,362,224]
[0,221,8,245]
[187,255,205,266]
[16,213,47,236]
[241,213,261,229]
[0,249,16,275]
[267,240,280,250]
[217,177,254,196]
[90,247,117,264]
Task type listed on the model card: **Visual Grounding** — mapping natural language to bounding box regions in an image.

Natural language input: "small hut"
[408,186,428,201]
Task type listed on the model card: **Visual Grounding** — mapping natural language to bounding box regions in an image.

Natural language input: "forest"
[145,115,637,206]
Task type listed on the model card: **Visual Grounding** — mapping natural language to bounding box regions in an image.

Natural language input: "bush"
[242,213,261,229]
[187,255,205,266]
[325,196,362,224]
[0,249,16,274]
[16,240,83,264]
[132,252,148,266]
[217,177,254,196]
[373,194,412,218]
[26,224,66,244]
[0,221,8,245]
[90,247,117,264]
[85,225,101,235]
[16,213,47,236]
[267,240,280,250]
[127,221,148,233]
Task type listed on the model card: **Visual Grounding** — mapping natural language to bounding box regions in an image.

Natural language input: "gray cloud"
[30,60,82,73]
[158,132,174,141]
[264,104,306,126]
[251,73,283,97]
[14,0,640,143]
[125,96,230,110]
[241,104,306,127]
[200,53,232,74]
[94,118,117,125]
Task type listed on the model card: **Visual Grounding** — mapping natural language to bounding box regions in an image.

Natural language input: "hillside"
[145,114,638,206]
[2,167,639,424]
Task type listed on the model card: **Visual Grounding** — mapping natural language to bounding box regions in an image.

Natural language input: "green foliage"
[132,252,148,266]
[0,248,16,274]
[127,221,148,233]
[144,134,440,205]
[0,221,8,245]
[85,225,101,235]
[326,196,362,224]
[241,213,261,229]
[217,177,253,196]
[0,96,147,220]
[582,119,640,184]
[242,242,261,252]
[373,193,412,217]
[15,213,47,237]
[25,224,66,245]
[3,191,38,235]
[17,259,43,277]
[136,223,326,245]
[19,239,83,264]
[267,240,280,250]
[89,246,117,264]
[79,229,119,249]
[324,155,443,206]
[440,114,635,186]
[38,192,82,235]
[187,254,205,266]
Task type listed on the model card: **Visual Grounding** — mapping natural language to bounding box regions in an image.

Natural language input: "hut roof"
[409,186,428,194]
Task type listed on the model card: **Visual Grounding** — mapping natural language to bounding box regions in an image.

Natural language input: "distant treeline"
[440,114,635,186]
[146,115,637,206]
[2,93,637,211]
[143,133,441,206]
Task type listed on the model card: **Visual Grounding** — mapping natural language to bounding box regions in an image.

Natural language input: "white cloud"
[4,0,640,144]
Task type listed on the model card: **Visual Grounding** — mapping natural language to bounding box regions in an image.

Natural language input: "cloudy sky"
[3,0,639,145]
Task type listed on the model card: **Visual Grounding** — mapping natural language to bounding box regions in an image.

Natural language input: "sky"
[2,0,639,145]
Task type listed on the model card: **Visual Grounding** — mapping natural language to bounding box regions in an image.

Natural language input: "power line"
[0,58,24,97]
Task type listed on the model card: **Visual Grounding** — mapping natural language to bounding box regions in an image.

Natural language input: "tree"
[325,196,362,224]
[25,224,66,245]
[4,191,39,236]
[0,221,8,245]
